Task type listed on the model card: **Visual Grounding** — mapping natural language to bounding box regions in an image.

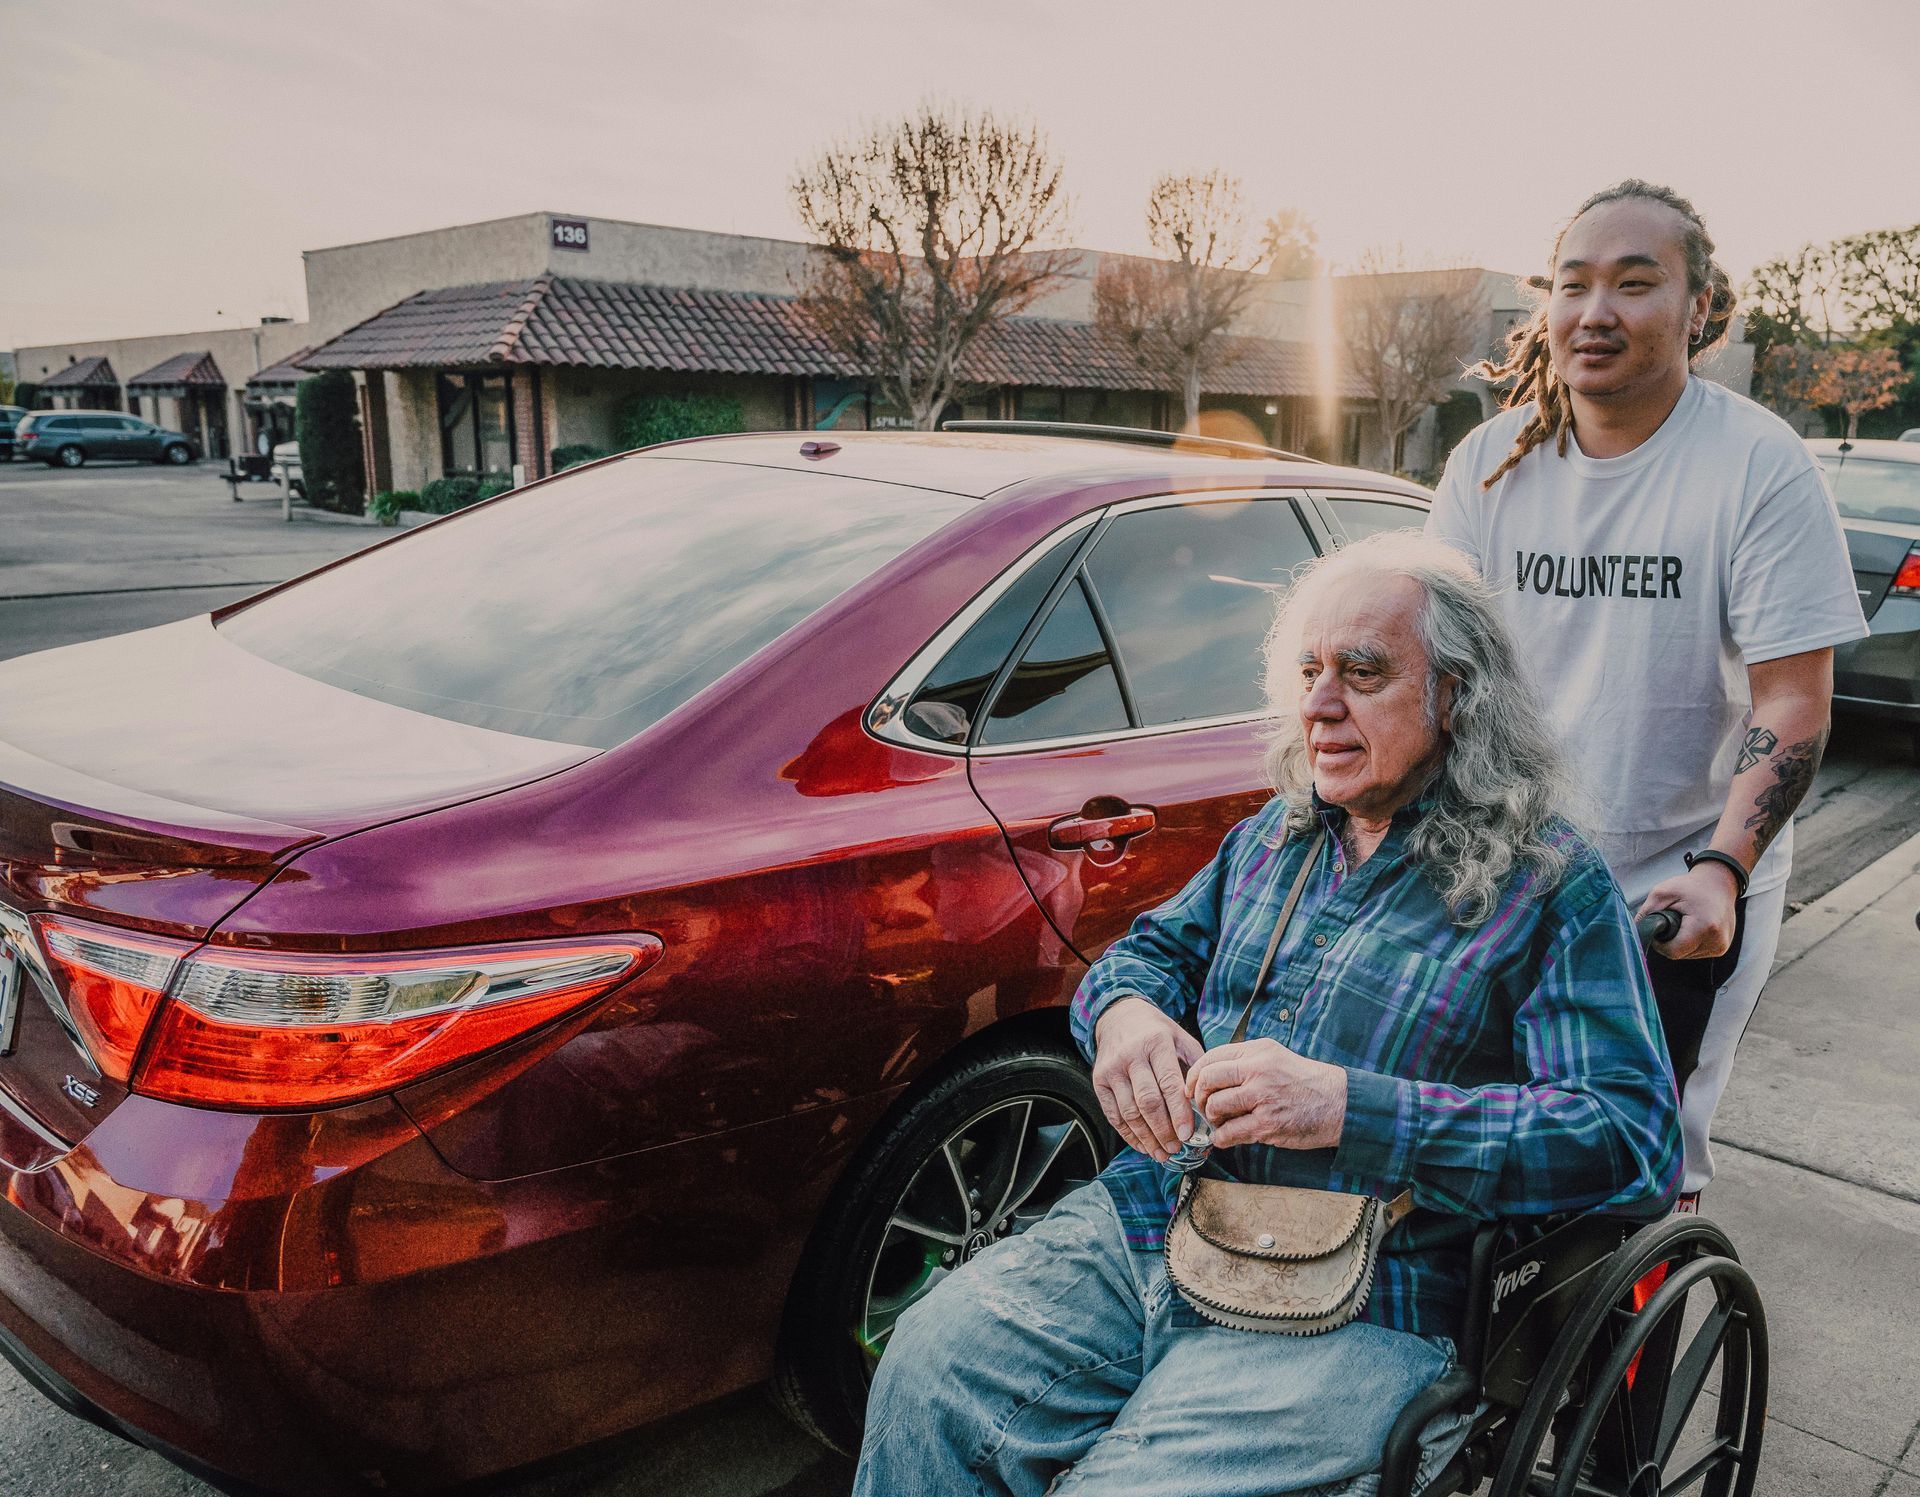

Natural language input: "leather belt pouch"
[1166,1175,1412,1334]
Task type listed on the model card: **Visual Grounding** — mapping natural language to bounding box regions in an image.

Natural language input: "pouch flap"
[1186,1180,1367,1261]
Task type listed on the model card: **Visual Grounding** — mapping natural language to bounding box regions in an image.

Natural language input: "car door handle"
[1048,808,1156,852]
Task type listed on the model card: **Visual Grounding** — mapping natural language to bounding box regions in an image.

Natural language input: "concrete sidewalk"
[1703,827,1920,1495]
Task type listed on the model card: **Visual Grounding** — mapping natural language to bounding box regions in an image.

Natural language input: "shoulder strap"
[1229,829,1326,1046]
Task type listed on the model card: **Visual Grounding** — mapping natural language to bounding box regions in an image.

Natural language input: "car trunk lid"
[0,617,593,1151]
[1842,520,1920,619]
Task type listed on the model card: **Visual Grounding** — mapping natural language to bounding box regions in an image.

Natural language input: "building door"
[197,391,229,459]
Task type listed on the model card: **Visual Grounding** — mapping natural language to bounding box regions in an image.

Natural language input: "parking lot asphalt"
[1,461,1917,1496]
[0,459,380,659]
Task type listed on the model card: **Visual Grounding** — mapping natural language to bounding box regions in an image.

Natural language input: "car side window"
[1080,498,1319,725]
[978,574,1130,745]
[904,528,1086,744]
[1329,497,1428,542]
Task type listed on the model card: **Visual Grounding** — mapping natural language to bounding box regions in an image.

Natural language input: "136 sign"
[552,218,590,252]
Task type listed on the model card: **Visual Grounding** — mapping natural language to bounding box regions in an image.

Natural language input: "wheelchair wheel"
[1491,1216,1767,1497]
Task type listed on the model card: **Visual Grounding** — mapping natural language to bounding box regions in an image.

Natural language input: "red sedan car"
[0,425,1429,1493]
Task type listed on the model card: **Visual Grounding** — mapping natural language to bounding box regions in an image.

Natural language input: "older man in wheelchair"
[852,532,1739,1497]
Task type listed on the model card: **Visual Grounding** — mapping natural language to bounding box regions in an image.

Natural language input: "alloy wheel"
[856,1094,1100,1361]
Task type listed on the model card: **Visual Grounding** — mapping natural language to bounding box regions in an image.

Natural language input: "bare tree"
[1094,171,1270,427]
[1834,224,1920,335]
[791,105,1073,430]
[1746,243,1842,358]
[1339,249,1485,472]
[1260,208,1321,281]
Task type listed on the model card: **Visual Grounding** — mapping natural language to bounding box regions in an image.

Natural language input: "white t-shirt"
[1426,376,1868,905]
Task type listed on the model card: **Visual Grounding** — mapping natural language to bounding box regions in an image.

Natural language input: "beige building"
[12,208,1751,488]
[18,321,312,459]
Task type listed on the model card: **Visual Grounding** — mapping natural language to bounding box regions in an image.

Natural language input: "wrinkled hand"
[1186,1038,1348,1151]
[1637,862,1738,960]
[1091,997,1204,1163]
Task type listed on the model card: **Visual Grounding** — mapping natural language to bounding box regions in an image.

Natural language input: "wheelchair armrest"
[1377,1366,1477,1497]
[1455,1218,1504,1382]
[1375,1219,1503,1497]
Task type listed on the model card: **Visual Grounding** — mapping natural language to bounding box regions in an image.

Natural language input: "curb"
[285,507,378,527]
[286,507,431,530]
[1773,822,1920,974]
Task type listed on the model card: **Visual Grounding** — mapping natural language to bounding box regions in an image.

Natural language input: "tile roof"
[127,350,225,389]
[245,349,315,391]
[516,278,847,377]
[300,276,1363,398]
[41,356,119,390]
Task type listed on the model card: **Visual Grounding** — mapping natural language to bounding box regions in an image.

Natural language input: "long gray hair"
[1260,531,1574,925]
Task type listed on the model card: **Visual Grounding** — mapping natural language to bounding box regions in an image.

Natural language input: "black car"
[1807,437,1920,753]
[16,410,197,467]
[0,404,25,460]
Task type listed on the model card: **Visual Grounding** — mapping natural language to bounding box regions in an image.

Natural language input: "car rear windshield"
[1818,456,1920,526]
[220,455,972,748]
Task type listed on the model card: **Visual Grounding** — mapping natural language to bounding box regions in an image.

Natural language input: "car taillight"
[31,915,194,1082]
[133,935,663,1110]
[1892,546,1920,598]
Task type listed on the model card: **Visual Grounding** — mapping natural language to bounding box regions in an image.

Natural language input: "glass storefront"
[437,372,515,478]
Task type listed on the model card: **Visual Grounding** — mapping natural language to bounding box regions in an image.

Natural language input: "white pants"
[1670,877,1787,1194]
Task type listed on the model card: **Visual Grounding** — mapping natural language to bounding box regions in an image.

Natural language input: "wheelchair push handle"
[1636,908,1682,949]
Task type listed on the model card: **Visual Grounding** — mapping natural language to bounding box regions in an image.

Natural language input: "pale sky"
[4,0,1917,350]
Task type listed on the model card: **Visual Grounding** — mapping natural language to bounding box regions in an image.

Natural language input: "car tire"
[56,445,85,468]
[770,1033,1110,1454]
[163,443,191,465]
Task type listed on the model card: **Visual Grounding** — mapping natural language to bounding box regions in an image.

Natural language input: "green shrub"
[419,475,480,514]
[614,392,743,452]
[368,490,419,526]
[295,372,365,514]
[13,382,41,410]
[551,443,610,472]
[473,477,511,503]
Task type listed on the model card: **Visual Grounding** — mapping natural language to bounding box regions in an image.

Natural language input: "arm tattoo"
[1742,728,1828,856]
[1736,725,1778,774]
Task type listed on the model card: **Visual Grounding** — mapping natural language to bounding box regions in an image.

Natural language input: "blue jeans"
[855,1183,1467,1497]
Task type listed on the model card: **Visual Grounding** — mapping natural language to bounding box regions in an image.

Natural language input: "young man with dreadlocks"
[1425,180,1867,1204]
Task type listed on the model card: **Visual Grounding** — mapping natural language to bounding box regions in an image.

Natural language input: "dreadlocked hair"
[1474,179,1738,490]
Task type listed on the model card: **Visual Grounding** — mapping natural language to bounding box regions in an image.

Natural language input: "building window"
[1015,388,1064,422]
[438,372,515,478]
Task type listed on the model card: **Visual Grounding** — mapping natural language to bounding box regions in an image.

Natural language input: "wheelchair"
[1377,1208,1766,1496]
[1379,910,1769,1497]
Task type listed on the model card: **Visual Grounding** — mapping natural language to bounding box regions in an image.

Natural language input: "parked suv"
[16,411,197,467]
[269,438,305,497]
[0,404,27,460]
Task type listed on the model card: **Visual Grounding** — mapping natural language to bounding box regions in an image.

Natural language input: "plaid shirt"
[1070,792,1681,1336]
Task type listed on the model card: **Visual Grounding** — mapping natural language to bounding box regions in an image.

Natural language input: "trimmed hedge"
[417,475,512,515]
[419,476,480,514]
[614,393,743,451]
[295,372,365,514]
[369,490,419,526]
[551,443,611,472]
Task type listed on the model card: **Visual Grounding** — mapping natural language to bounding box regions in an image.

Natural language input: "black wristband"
[1684,848,1749,899]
